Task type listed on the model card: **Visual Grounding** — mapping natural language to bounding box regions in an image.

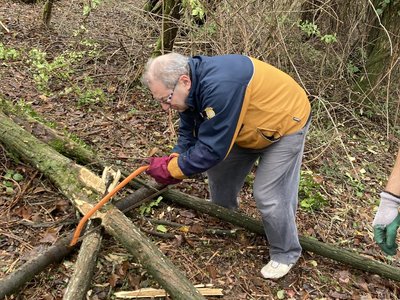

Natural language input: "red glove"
[146,156,182,185]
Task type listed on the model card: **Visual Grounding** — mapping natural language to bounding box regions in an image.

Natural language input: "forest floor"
[0,1,400,299]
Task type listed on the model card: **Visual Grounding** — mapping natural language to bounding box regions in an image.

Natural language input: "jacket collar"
[186,56,203,111]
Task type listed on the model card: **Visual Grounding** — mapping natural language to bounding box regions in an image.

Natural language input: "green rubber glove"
[373,213,400,256]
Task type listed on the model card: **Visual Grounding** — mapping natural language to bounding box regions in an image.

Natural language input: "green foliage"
[376,0,392,16]
[27,48,83,94]
[298,20,337,44]
[1,169,24,194]
[78,87,106,107]
[26,44,105,107]
[182,0,206,21]
[139,196,163,216]
[0,43,19,60]
[299,170,326,211]
[344,172,365,198]
[83,0,102,16]
[347,61,360,75]
[156,224,168,233]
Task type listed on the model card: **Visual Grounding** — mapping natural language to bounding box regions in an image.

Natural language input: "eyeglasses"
[154,80,179,105]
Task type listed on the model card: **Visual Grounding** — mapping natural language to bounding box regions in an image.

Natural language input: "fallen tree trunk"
[0,98,98,167]
[0,184,165,298]
[155,187,400,282]
[0,111,205,300]
[0,232,73,299]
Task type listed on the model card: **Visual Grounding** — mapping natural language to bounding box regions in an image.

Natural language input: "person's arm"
[168,81,247,178]
[385,148,400,195]
[373,148,400,256]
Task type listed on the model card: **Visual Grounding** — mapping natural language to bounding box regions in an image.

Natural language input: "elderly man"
[141,53,311,279]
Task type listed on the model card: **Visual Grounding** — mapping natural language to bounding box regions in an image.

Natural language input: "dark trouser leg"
[207,145,259,209]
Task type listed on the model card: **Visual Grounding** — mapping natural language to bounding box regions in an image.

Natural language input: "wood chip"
[114,287,223,298]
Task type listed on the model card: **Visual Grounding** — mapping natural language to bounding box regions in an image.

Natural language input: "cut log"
[102,207,206,299]
[0,111,206,300]
[63,225,102,300]
[0,185,163,298]
[0,232,74,299]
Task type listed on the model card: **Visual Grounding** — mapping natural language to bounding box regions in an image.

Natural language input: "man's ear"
[180,74,191,90]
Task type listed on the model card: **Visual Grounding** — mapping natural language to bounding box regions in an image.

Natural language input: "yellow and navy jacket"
[168,55,311,179]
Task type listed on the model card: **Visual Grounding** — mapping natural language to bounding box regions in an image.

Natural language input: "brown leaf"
[337,270,351,284]
[329,291,349,299]
[39,227,61,243]
[189,223,203,234]
[42,293,54,300]
[180,210,195,219]
[286,289,296,298]
[109,274,120,287]
[313,175,324,184]
[171,235,183,247]
[31,213,42,222]
[55,199,70,212]
[127,274,141,289]
[21,207,32,220]
[107,85,117,93]
[206,265,217,279]
[117,152,130,159]
[38,95,49,102]
[356,279,369,292]
[15,207,33,220]
[117,261,130,276]
[32,186,47,194]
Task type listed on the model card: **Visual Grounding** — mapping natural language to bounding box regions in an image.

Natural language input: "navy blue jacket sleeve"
[177,81,247,176]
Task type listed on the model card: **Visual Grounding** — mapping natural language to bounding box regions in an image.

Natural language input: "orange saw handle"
[70,165,149,246]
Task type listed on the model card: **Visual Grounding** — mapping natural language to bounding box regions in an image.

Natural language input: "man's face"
[150,75,191,112]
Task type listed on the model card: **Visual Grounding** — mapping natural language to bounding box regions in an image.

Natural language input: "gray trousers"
[207,120,310,264]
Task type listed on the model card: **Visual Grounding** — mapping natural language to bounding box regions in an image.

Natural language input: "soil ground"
[0,1,399,299]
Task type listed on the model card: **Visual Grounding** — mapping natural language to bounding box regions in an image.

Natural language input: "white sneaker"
[261,260,294,279]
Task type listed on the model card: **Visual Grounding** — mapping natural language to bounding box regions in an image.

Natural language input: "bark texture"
[0,111,205,300]
[131,181,400,282]
[152,0,182,56]
[63,226,102,300]
[0,184,162,298]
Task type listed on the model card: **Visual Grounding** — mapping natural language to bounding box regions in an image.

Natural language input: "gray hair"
[141,53,190,89]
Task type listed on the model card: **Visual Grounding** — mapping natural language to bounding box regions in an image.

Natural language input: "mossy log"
[0,111,205,300]
[156,186,400,282]
[0,98,97,167]
[0,184,164,298]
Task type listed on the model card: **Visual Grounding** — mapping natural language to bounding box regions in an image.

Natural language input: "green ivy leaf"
[277,290,285,299]
[156,225,168,233]
[12,173,24,182]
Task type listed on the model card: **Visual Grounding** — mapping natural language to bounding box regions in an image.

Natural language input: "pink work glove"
[146,156,182,185]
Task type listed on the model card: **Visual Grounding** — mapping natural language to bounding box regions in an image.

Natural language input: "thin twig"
[318,97,360,181]
[0,20,9,33]
[275,16,309,95]
[367,0,393,56]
